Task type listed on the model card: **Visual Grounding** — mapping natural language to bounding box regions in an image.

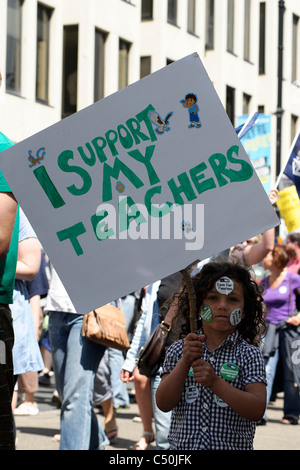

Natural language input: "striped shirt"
[161,330,266,450]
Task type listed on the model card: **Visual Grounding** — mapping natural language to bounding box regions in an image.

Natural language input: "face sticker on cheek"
[230,308,242,326]
[215,277,234,295]
[200,304,213,323]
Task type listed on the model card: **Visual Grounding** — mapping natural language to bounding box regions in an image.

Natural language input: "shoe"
[282,416,298,425]
[14,402,39,416]
[105,427,118,443]
[133,431,155,450]
[38,372,51,386]
[52,390,61,407]
[113,404,130,412]
[256,418,267,426]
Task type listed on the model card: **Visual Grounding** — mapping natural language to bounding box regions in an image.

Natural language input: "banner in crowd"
[277,185,300,233]
[238,113,271,194]
[0,53,279,313]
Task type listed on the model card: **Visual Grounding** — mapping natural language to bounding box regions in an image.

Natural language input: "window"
[188,0,196,34]
[292,14,299,82]
[168,0,177,25]
[259,2,266,75]
[243,93,251,114]
[205,0,214,50]
[244,0,251,61]
[6,0,23,94]
[36,3,53,103]
[141,0,153,20]
[226,85,235,124]
[291,114,299,143]
[62,25,78,118]
[140,56,151,78]
[227,0,235,53]
[95,29,107,102]
[119,39,131,90]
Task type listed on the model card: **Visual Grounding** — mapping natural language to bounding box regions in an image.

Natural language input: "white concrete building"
[0,0,299,185]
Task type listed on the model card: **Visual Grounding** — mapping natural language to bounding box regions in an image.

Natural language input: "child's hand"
[192,359,218,389]
[182,333,204,367]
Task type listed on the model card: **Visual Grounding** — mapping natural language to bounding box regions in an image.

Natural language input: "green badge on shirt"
[200,304,212,323]
[220,362,239,380]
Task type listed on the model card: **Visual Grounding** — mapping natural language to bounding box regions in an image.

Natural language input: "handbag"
[82,304,130,351]
[136,305,176,378]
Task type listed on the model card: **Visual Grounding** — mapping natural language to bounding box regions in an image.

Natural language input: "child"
[156,261,267,450]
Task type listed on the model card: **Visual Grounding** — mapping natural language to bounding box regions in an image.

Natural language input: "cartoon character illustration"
[28,147,46,168]
[180,93,201,128]
[148,110,173,134]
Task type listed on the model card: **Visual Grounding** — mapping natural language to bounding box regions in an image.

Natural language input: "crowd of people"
[1,65,300,450]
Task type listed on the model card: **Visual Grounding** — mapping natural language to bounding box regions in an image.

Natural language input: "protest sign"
[276,185,300,233]
[238,113,271,194]
[0,53,279,313]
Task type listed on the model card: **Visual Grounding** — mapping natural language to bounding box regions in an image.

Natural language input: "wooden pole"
[181,268,197,333]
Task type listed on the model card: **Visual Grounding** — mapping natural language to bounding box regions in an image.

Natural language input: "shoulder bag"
[82,304,130,351]
[136,304,176,378]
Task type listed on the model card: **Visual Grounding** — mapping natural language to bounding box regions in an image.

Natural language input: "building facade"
[0,0,299,185]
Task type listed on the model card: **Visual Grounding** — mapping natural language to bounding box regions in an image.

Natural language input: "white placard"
[0,53,279,313]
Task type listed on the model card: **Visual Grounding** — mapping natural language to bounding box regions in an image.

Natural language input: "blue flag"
[277,129,300,197]
[235,111,258,139]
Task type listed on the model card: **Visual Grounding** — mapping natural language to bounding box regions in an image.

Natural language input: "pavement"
[13,375,300,452]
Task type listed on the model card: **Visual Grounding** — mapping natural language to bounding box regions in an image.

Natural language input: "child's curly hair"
[171,261,266,347]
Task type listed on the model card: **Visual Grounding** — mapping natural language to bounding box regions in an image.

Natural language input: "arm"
[15,237,41,282]
[243,227,275,266]
[155,333,204,412]
[243,189,277,266]
[0,192,17,258]
[192,359,266,421]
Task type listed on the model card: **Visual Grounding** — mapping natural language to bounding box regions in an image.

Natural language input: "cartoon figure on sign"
[180,93,201,129]
[148,110,173,134]
[28,147,46,168]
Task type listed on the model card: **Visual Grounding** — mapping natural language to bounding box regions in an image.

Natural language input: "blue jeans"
[264,328,300,420]
[151,373,171,450]
[109,295,136,408]
[48,311,108,450]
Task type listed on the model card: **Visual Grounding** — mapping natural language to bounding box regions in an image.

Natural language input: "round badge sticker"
[279,286,287,294]
[220,362,239,380]
[214,394,228,408]
[201,304,213,323]
[230,308,242,326]
[188,367,194,377]
[215,277,234,295]
[185,385,199,404]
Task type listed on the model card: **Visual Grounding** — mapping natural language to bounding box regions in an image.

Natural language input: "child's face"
[199,278,245,333]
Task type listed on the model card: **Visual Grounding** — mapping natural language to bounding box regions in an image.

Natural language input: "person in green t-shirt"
[0,68,19,450]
